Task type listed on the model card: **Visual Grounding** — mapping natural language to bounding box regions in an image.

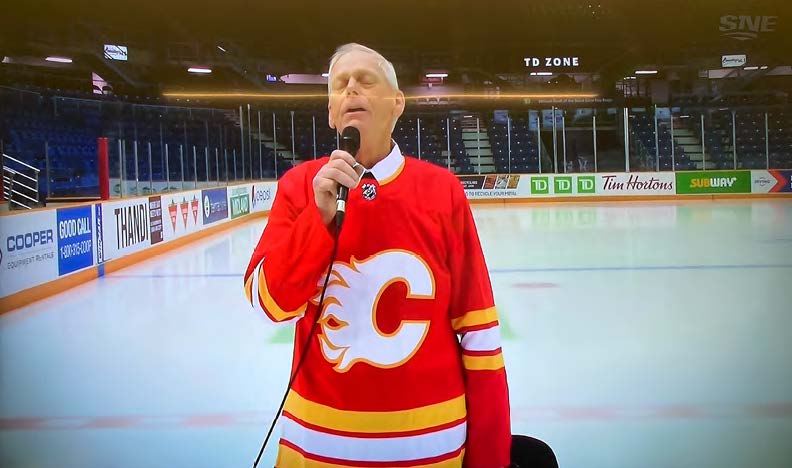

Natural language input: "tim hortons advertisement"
[0,211,58,297]
[597,173,676,195]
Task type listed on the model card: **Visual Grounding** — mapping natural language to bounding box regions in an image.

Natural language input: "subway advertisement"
[675,171,752,195]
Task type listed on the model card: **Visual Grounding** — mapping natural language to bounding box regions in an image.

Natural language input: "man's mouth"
[345,107,367,114]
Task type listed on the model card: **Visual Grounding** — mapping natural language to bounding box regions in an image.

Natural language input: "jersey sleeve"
[243,165,335,324]
[447,180,512,467]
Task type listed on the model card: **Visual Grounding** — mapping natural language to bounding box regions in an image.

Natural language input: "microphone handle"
[336,184,349,229]
[337,185,349,212]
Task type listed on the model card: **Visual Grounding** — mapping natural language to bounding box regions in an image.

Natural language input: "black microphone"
[335,126,360,229]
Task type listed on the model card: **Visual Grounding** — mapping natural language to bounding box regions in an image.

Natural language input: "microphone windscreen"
[341,126,361,158]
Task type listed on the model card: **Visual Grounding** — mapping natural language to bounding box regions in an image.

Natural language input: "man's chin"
[342,116,369,130]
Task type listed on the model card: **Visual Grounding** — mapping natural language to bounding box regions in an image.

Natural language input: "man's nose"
[345,77,361,95]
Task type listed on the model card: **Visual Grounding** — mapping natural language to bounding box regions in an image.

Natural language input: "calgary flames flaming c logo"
[313,250,435,372]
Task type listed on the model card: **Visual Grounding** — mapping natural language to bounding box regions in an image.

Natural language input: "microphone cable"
[254,127,357,466]
[252,221,342,467]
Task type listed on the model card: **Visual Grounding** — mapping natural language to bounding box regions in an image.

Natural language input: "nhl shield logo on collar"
[361,183,377,201]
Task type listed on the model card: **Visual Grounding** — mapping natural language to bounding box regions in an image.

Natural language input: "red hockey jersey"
[244,144,511,467]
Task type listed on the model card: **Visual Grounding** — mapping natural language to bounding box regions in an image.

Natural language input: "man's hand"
[312,150,360,226]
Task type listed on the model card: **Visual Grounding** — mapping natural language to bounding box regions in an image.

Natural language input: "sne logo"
[719,15,778,41]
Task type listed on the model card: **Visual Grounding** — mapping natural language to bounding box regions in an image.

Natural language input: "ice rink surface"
[2,200,791,468]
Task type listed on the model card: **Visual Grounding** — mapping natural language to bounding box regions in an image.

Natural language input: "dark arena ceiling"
[1,0,789,96]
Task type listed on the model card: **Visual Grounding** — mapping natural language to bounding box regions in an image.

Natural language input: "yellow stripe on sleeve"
[256,264,306,322]
[451,306,498,331]
[462,352,505,371]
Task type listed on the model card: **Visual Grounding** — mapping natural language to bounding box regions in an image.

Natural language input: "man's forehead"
[332,51,382,75]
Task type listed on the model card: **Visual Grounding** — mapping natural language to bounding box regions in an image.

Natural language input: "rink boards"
[0,181,276,306]
[1,170,790,309]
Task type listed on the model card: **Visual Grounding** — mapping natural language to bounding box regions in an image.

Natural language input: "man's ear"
[328,102,336,130]
[392,90,405,123]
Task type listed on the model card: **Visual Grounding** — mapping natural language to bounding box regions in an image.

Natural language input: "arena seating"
[3,86,791,200]
[488,115,542,174]
[631,114,694,171]
[1,90,244,197]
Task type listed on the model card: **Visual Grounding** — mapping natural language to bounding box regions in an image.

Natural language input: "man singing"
[244,43,511,467]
